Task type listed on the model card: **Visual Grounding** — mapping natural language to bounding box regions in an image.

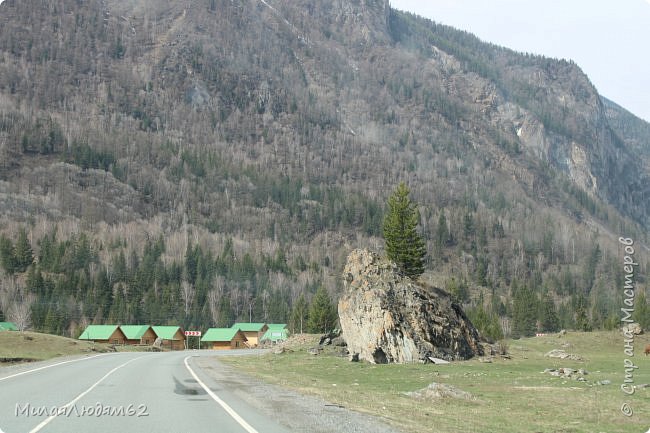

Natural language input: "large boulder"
[338,249,483,363]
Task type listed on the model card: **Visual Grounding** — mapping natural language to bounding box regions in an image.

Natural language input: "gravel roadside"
[194,355,403,433]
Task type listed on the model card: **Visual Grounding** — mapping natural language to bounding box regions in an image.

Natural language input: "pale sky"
[390,0,650,123]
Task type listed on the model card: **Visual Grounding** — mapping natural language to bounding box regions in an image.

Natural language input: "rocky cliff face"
[339,249,483,363]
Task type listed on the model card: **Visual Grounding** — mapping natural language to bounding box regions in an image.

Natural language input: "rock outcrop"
[622,323,643,335]
[404,382,474,401]
[338,249,483,364]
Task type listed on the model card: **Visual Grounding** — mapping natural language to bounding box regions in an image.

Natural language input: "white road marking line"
[0,354,106,382]
[184,356,260,433]
[28,355,147,433]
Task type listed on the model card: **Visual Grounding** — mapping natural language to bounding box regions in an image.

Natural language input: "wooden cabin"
[261,324,289,343]
[78,325,126,345]
[151,326,186,350]
[120,325,157,345]
[201,328,248,350]
[230,323,268,347]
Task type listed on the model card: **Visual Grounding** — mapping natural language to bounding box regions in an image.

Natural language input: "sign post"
[184,330,202,350]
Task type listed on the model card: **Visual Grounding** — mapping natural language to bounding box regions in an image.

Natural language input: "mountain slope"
[602,96,650,164]
[0,0,647,335]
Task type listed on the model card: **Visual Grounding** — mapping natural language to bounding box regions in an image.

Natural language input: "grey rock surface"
[338,249,483,364]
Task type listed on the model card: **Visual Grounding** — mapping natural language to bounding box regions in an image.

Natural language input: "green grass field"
[0,331,134,363]
[221,331,650,433]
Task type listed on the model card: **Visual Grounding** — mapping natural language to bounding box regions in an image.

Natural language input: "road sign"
[184,330,201,337]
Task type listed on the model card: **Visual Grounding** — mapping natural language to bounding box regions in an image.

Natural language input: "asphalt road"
[0,350,292,433]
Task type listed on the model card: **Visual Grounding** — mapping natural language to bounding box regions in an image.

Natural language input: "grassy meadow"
[0,331,130,363]
[221,331,650,433]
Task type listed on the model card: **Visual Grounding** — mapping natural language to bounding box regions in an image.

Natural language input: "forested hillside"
[0,0,647,338]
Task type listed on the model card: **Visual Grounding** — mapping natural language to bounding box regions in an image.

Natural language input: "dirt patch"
[0,357,38,364]
[404,382,475,401]
[512,386,567,391]
[544,349,584,361]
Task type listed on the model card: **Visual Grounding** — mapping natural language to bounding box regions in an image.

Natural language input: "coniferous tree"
[582,243,601,294]
[112,251,128,283]
[185,242,198,285]
[632,292,649,331]
[382,182,426,279]
[573,295,592,332]
[217,297,234,327]
[268,290,290,323]
[0,235,16,274]
[512,285,537,337]
[446,278,469,304]
[13,228,33,272]
[468,303,504,342]
[289,293,309,334]
[436,212,450,248]
[306,286,337,333]
[463,212,475,240]
[43,307,57,334]
[539,293,560,332]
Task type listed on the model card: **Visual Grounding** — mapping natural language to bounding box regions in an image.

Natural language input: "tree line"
[0,230,337,336]
[0,182,648,339]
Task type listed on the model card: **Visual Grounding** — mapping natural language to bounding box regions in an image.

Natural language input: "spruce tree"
[290,293,309,334]
[382,182,426,279]
[573,294,592,332]
[539,293,560,332]
[306,286,337,333]
[0,235,16,274]
[512,285,538,337]
[13,228,33,272]
[436,212,449,248]
[217,297,233,327]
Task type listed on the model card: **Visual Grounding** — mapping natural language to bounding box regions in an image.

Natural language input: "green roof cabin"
[0,322,18,331]
[230,323,268,347]
[261,324,289,343]
[120,325,157,345]
[152,326,186,350]
[201,328,248,350]
[78,325,126,345]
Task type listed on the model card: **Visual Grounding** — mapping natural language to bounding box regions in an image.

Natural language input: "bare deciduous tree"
[207,276,225,326]
[230,287,243,319]
[8,293,35,331]
[245,290,255,323]
[261,289,270,321]
[181,280,195,317]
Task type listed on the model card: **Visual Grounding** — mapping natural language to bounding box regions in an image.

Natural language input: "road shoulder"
[194,354,402,433]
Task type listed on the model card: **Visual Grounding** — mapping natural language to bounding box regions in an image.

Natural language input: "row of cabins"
[79,325,186,350]
[77,323,289,350]
[202,323,289,350]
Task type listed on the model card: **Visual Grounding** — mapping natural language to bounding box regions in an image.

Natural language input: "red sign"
[184,331,201,337]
